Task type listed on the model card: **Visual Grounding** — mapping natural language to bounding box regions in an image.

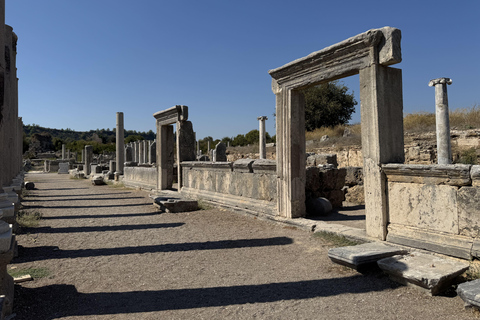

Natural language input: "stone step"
[328,242,408,271]
[457,279,480,309]
[377,252,469,295]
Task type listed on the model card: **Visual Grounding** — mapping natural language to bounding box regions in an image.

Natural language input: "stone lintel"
[382,163,472,186]
[428,78,452,87]
[252,159,276,174]
[269,27,401,88]
[233,159,255,173]
[153,105,188,126]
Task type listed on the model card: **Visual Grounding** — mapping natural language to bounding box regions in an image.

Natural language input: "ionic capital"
[428,78,452,87]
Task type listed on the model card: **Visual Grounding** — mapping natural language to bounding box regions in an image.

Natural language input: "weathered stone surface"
[383,163,472,186]
[388,182,458,234]
[153,196,198,213]
[458,186,480,237]
[215,142,227,162]
[344,185,365,204]
[377,252,468,295]
[233,159,254,173]
[472,165,480,186]
[387,224,473,260]
[123,166,157,190]
[328,242,407,270]
[457,279,480,309]
[252,159,276,174]
[91,175,105,186]
[58,162,69,174]
[344,166,363,186]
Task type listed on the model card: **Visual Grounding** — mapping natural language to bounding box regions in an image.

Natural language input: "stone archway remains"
[269,27,405,240]
[153,105,196,190]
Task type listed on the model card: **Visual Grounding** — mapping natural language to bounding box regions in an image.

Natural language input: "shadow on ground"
[15,237,295,262]
[13,274,397,319]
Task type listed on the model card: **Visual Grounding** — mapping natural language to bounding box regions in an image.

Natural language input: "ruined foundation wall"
[123,166,157,191]
[383,164,480,259]
[181,159,277,217]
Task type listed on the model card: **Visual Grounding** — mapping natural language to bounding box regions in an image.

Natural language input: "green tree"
[303,81,357,131]
[245,129,259,145]
[232,134,247,146]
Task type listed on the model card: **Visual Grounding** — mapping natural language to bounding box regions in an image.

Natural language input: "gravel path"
[10,173,479,319]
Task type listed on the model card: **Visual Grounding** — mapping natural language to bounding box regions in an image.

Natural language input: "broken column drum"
[428,78,453,165]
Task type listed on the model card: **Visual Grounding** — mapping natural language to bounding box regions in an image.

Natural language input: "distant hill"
[23,124,156,156]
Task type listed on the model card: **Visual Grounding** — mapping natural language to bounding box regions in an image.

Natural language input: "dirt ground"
[9,173,479,319]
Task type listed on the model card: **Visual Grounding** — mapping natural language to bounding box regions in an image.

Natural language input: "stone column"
[257,116,268,159]
[157,125,174,189]
[61,144,65,160]
[85,145,93,176]
[429,78,453,164]
[116,112,125,174]
[149,141,156,164]
[273,84,306,219]
[359,64,404,240]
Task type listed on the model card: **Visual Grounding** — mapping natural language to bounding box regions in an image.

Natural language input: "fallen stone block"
[91,176,105,186]
[377,252,469,295]
[328,242,407,271]
[153,197,198,213]
[457,279,480,309]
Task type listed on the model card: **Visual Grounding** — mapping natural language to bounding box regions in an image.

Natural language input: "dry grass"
[404,105,480,133]
[450,105,480,129]
[305,124,361,141]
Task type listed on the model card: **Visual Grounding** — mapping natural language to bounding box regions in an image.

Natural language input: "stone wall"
[123,166,157,190]
[383,164,480,259]
[181,159,277,217]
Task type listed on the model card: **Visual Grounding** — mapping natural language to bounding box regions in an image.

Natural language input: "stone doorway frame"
[269,27,405,240]
[153,105,195,190]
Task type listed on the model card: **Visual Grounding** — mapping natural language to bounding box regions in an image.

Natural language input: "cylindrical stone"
[257,116,268,159]
[429,78,453,164]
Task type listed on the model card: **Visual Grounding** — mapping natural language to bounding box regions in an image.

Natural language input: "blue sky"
[6,0,479,140]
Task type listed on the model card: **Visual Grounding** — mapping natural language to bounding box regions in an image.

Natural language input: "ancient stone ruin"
[0,1,22,316]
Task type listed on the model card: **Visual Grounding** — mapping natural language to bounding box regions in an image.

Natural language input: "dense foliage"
[303,81,357,131]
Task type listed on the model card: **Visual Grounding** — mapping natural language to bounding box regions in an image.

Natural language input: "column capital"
[428,78,452,87]
[257,116,268,121]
